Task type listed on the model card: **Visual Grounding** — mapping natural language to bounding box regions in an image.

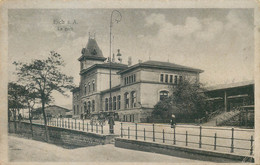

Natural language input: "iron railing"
[120,122,254,156]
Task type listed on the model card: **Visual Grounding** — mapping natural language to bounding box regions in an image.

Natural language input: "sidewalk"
[8,134,207,162]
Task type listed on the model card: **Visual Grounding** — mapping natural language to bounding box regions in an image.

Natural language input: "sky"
[8,9,254,108]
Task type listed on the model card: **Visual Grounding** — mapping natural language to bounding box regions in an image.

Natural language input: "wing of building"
[71,37,203,122]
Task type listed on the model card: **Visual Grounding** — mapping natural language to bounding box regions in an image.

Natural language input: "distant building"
[33,105,72,118]
[71,37,203,122]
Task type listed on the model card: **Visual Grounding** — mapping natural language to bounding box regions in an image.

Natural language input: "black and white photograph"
[0,0,259,164]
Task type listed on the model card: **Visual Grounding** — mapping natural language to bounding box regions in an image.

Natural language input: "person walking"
[108,115,115,134]
[170,114,176,128]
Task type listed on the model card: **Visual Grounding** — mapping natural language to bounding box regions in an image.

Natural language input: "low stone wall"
[115,138,254,163]
[9,121,117,147]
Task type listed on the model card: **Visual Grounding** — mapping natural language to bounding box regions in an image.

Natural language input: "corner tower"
[78,37,107,71]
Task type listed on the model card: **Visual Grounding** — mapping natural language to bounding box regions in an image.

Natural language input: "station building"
[71,37,203,122]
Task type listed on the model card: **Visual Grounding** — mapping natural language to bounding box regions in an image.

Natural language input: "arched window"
[160,90,169,101]
[88,82,91,92]
[84,84,87,95]
[84,102,87,113]
[88,101,91,113]
[92,100,95,112]
[109,97,112,110]
[113,96,117,110]
[92,80,95,91]
[117,95,121,110]
[131,91,137,108]
[125,92,129,108]
[105,98,108,111]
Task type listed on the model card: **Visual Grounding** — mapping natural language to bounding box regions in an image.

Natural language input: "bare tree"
[14,51,75,141]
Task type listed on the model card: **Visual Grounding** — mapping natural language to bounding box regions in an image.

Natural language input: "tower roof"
[78,38,107,61]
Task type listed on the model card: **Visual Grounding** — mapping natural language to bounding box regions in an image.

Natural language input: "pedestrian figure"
[18,113,22,121]
[205,111,209,122]
[170,114,176,128]
[108,115,115,134]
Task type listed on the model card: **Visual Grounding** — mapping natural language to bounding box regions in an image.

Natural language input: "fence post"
[214,133,217,150]
[128,127,130,139]
[75,119,77,129]
[163,129,165,143]
[231,128,234,153]
[250,135,253,155]
[186,131,188,146]
[135,123,138,140]
[173,126,176,145]
[153,124,155,142]
[68,118,70,128]
[120,123,123,138]
[82,119,84,131]
[199,126,202,148]
[96,123,98,133]
[144,128,146,141]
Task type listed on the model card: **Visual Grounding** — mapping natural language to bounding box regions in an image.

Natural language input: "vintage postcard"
[0,0,259,164]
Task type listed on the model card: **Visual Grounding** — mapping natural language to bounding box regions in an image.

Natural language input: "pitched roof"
[118,60,203,74]
[78,38,107,61]
[80,62,128,75]
[206,80,254,91]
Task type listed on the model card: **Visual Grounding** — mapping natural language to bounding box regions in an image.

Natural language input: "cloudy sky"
[8,9,254,108]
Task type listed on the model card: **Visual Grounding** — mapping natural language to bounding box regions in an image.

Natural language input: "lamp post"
[109,10,122,134]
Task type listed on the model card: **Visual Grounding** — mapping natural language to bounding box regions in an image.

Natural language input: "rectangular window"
[170,75,173,83]
[179,76,183,84]
[73,105,76,115]
[165,74,168,83]
[174,75,178,84]
[92,80,95,91]
[129,76,132,83]
[133,74,136,82]
[126,77,129,84]
[105,98,108,111]
[160,74,164,82]
[124,77,127,85]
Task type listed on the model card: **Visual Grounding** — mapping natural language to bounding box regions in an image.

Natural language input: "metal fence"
[120,122,254,156]
[45,118,106,134]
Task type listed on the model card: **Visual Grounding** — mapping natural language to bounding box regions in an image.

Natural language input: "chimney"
[112,53,115,62]
[128,57,132,66]
[117,49,122,63]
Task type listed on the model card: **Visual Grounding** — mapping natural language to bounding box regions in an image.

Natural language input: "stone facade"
[71,37,203,122]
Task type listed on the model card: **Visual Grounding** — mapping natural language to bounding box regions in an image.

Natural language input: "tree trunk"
[13,109,17,133]
[41,99,49,142]
[28,104,33,137]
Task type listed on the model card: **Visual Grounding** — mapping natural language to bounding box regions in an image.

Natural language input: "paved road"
[8,135,207,162]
